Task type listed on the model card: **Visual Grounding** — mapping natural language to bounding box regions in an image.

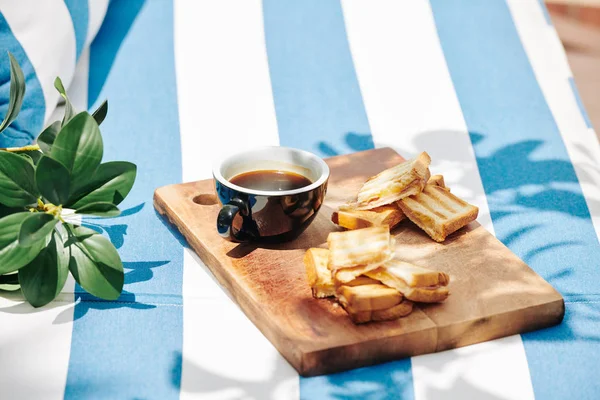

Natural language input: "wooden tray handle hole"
[193,193,219,206]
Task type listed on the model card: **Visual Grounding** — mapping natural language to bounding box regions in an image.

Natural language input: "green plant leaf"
[19,229,68,307]
[0,272,20,292]
[75,201,120,217]
[0,273,19,285]
[67,225,124,300]
[0,52,26,134]
[0,204,21,218]
[0,151,38,207]
[67,161,136,208]
[54,77,75,126]
[92,100,108,126]
[37,121,61,154]
[36,155,70,205]
[50,111,103,194]
[20,150,42,164]
[0,212,46,274]
[17,152,34,166]
[18,212,58,247]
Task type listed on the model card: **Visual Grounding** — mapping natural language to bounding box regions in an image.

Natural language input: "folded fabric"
[0,1,108,147]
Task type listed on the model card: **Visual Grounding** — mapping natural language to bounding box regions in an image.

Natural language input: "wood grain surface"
[153,147,564,376]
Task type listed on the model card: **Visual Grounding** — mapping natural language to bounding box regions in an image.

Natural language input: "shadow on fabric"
[304,129,600,397]
[83,202,145,248]
[170,351,298,399]
[88,0,146,108]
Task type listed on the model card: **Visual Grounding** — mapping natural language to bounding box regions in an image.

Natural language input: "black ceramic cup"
[213,146,329,243]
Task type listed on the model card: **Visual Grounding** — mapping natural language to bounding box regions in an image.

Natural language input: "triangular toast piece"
[428,174,447,189]
[303,248,335,298]
[336,284,403,312]
[398,184,478,242]
[373,259,450,288]
[354,152,431,210]
[366,262,450,303]
[342,300,414,324]
[332,204,405,230]
[340,276,381,287]
[327,227,394,283]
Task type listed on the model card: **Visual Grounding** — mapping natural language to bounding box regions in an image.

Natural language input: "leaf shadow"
[317,131,375,157]
[123,260,169,285]
[170,351,297,399]
[82,202,145,249]
[300,359,413,400]
[52,289,157,324]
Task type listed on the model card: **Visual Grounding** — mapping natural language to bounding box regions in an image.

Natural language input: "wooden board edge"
[435,297,565,352]
[153,189,307,373]
[298,318,438,377]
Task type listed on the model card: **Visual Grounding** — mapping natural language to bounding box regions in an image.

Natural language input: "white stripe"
[0,0,76,124]
[173,1,297,398]
[47,48,90,134]
[174,0,279,184]
[0,31,85,398]
[0,292,75,400]
[411,336,534,400]
[67,47,90,112]
[507,0,600,241]
[342,1,534,399]
[86,0,109,47]
[342,0,493,234]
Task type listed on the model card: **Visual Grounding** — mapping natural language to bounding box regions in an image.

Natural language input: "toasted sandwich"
[336,283,403,312]
[366,259,450,303]
[354,152,431,210]
[428,174,447,190]
[303,248,335,298]
[327,226,394,283]
[336,275,381,288]
[331,203,405,230]
[398,184,478,242]
[342,300,414,324]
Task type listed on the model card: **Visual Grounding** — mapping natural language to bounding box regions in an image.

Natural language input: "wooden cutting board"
[153,147,564,376]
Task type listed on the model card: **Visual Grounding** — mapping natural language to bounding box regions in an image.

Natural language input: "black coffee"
[230,170,312,191]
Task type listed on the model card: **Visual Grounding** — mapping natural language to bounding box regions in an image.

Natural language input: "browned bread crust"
[398,184,478,242]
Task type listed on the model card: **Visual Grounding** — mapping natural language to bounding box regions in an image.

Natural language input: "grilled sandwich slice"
[303,248,335,298]
[398,184,478,242]
[341,299,414,324]
[428,174,447,189]
[327,227,394,282]
[336,284,403,312]
[374,259,450,287]
[354,152,431,210]
[336,275,381,288]
[331,203,405,230]
[333,266,386,285]
[366,260,450,303]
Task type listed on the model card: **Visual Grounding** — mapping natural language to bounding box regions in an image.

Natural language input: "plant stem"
[0,144,41,152]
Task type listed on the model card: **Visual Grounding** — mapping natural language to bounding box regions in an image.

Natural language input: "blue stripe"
[64,0,89,60]
[300,360,414,400]
[569,77,592,129]
[0,13,44,147]
[430,0,600,397]
[262,0,373,157]
[64,1,183,398]
[262,1,415,398]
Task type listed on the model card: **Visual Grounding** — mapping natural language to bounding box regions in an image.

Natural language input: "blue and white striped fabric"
[0,0,108,147]
[1,0,599,399]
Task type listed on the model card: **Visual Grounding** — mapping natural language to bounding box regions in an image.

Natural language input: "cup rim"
[212,146,330,196]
